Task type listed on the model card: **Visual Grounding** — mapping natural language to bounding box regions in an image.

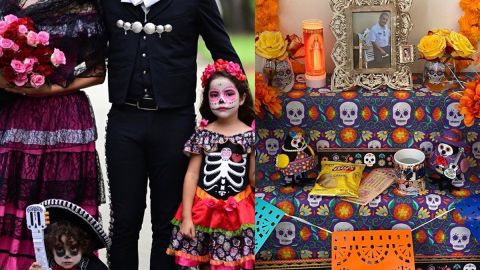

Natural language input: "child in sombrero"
[28,199,110,270]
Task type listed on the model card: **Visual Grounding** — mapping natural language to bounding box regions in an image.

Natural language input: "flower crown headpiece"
[201,59,246,88]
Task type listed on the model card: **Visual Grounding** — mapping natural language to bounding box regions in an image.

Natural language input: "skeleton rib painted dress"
[167,128,255,270]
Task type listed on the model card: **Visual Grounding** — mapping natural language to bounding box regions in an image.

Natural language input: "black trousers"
[106,104,195,270]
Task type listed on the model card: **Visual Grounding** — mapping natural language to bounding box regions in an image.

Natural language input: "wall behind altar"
[279,0,478,73]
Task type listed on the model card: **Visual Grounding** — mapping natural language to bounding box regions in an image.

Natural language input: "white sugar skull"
[364,153,376,167]
[464,263,476,270]
[425,61,446,84]
[392,102,411,126]
[339,102,358,126]
[368,140,381,149]
[265,138,279,156]
[426,194,441,210]
[255,192,266,200]
[276,222,296,245]
[473,142,480,159]
[316,140,330,152]
[420,141,434,157]
[452,173,466,188]
[446,102,464,127]
[368,195,381,208]
[438,143,454,157]
[286,101,305,126]
[334,222,354,232]
[450,226,471,251]
[307,193,322,207]
[391,223,412,230]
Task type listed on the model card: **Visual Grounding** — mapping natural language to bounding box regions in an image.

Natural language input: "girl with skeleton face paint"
[166,60,255,270]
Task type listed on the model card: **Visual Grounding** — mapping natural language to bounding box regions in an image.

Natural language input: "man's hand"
[379,48,387,56]
[180,218,196,239]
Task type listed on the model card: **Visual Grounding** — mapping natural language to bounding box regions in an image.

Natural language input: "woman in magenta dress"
[0,1,106,269]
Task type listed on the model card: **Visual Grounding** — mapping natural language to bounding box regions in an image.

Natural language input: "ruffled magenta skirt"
[0,91,104,270]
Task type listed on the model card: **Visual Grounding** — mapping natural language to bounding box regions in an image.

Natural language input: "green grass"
[198,34,255,92]
[198,34,255,65]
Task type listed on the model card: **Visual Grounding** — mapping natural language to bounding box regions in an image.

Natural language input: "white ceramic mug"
[394,149,426,195]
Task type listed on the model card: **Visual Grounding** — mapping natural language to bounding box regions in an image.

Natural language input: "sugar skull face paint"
[53,235,82,269]
[208,77,244,119]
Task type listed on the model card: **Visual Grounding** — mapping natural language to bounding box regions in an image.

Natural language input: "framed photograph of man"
[330,0,413,91]
[399,44,415,63]
[352,9,394,70]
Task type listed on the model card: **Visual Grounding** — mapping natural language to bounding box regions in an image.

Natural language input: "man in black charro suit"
[101,1,241,269]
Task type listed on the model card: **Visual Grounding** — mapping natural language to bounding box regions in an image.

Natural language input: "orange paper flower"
[255,0,279,33]
[255,72,282,118]
[458,76,480,127]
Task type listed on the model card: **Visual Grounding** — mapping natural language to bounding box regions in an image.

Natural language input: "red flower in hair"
[201,59,246,88]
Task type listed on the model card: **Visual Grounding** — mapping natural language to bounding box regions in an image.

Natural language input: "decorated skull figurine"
[276,222,296,245]
[473,142,480,159]
[429,129,469,191]
[272,59,295,93]
[425,61,446,85]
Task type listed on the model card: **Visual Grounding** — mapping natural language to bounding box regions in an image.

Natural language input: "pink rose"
[26,31,39,46]
[10,59,26,73]
[224,197,238,212]
[30,74,45,88]
[199,119,209,128]
[11,43,19,52]
[13,73,28,87]
[4,15,18,24]
[0,38,14,49]
[50,48,66,67]
[18,25,28,35]
[37,31,49,45]
[0,21,7,35]
[23,57,36,73]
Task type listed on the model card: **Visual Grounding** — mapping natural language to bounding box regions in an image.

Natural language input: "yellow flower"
[467,132,478,142]
[300,250,313,259]
[310,130,321,141]
[430,132,440,142]
[417,207,430,219]
[258,153,270,164]
[273,129,285,139]
[317,204,330,216]
[435,208,448,220]
[448,31,476,58]
[259,250,273,260]
[299,205,312,216]
[376,206,389,216]
[417,34,446,60]
[413,131,425,142]
[377,131,388,141]
[325,130,336,141]
[256,31,287,60]
[359,205,371,216]
[263,186,275,193]
[361,130,373,141]
[467,156,478,168]
[258,128,270,139]
[432,28,451,37]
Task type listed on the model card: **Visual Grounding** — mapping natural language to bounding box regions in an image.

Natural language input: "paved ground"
[86,56,209,269]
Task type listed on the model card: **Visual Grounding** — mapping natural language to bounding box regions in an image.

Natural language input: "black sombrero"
[40,199,111,250]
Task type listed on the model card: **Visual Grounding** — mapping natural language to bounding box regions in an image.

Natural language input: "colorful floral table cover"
[255,74,480,268]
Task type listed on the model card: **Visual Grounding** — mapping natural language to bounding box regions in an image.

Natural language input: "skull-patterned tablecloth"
[255,74,480,269]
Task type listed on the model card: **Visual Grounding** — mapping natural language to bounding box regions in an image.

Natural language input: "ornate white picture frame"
[330,0,413,91]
